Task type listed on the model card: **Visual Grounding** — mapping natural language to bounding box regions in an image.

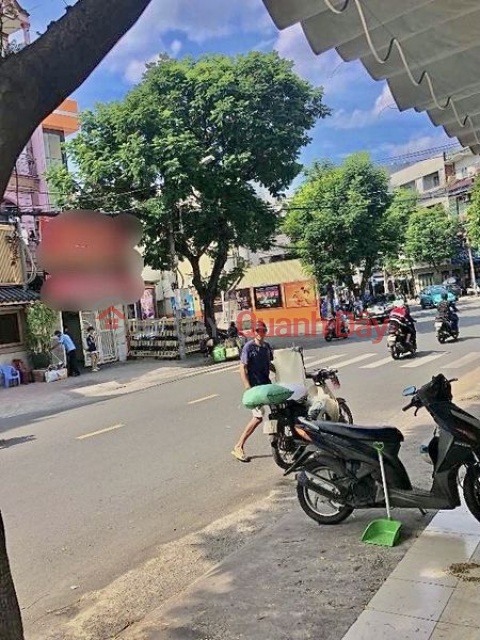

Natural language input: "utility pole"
[465,233,479,296]
[169,221,187,360]
[14,217,28,290]
[460,215,478,296]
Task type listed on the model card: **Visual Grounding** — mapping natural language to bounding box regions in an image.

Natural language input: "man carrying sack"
[232,321,273,463]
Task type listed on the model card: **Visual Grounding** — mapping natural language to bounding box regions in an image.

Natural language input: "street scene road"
[3,2,480,639]
[2,298,480,638]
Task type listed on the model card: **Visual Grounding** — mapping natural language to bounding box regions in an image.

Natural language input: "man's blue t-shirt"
[58,333,76,353]
[241,340,273,387]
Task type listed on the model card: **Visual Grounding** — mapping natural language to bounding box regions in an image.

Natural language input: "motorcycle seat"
[299,418,404,443]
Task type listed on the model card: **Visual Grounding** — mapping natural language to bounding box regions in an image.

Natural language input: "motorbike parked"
[268,368,354,469]
[284,374,480,527]
[435,317,459,344]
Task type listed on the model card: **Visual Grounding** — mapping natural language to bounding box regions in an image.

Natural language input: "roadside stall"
[234,260,320,334]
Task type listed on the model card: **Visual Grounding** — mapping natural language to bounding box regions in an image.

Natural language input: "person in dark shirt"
[232,321,273,462]
[437,293,458,332]
[86,326,100,372]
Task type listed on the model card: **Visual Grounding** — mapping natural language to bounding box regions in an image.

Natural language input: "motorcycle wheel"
[463,465,480,523]
[437,334,446,344]
[297,460,354,525]
[338,400,354,424]
[325,334,333,342]
[390,347,400,361]
[271,435,297,470]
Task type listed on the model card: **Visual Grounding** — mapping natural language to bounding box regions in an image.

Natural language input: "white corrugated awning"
[263,0,480,153]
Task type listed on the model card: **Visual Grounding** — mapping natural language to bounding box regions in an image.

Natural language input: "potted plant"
[26,301,58,371]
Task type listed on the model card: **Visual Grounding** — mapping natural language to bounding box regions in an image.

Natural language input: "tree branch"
[0,0,153,198]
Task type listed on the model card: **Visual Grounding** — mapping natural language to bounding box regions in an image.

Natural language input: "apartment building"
[389,150,480,290]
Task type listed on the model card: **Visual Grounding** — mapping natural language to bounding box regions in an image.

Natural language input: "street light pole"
[466,234,479,296]
[460,215,478,296]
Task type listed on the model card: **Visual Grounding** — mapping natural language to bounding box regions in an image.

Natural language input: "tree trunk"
[0,0,153,199]
[0,512,23,640]
[202,292,216,336]
[360,257,375,293]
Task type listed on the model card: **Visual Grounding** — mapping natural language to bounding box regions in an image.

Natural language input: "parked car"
[444,283,463,299]
[442,278,463,299]
[418,285,457,309]
[466,279,480,296]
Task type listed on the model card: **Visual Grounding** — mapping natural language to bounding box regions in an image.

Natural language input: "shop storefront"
[234,260,321,331]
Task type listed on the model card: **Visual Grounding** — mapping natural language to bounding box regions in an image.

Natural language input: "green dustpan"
[362,442,402,547]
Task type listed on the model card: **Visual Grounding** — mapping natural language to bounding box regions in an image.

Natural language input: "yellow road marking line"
[76,424,125,440]
[187,394,219,405]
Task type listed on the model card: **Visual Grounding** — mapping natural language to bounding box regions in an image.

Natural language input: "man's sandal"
[231,447,251,463]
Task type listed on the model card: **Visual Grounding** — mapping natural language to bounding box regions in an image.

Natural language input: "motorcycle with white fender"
[265,348,353,469]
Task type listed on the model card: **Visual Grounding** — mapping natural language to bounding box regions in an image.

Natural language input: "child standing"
[86,326,100,372]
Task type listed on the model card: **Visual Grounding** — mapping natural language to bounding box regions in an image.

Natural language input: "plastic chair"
[0,365,21,389]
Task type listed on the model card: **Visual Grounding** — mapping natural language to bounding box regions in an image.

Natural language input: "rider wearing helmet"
[437,292,459,332]
[389,299,417,348]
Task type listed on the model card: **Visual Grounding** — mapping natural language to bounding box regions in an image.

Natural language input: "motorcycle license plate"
[435,322,443,330]
[387,336,396,346]
[263,420,278,435]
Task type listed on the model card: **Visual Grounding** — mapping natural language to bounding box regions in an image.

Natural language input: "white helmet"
[396,300,405,308]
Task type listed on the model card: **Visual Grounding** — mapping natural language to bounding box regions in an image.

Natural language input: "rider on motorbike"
[436,293,459,333]
[388,300,417,349]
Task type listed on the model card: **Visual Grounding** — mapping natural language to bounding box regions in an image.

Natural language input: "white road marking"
[360,356,394,369]
[305,354,345,368]
[335,353,376,369]
[187,394,219,405]
[401,353,447,369]
[443,353,480,369]
[76,424,125,440]
[206,363,242,375]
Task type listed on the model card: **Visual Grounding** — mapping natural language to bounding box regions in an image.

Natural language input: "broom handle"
[377,449,392,520]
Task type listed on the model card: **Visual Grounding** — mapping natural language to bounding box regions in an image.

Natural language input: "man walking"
[54,330,81,377]
[232,321,273,463]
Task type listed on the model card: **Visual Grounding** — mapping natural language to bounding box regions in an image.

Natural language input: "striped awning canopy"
[237,259,310,289]
[263,0,480,153]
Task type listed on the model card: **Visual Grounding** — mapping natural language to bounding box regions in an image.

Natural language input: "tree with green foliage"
[404,206,459,270]
[285,154,402,291]
[49,52,329,329]
[467,179,480,248]
[0,0,153,201]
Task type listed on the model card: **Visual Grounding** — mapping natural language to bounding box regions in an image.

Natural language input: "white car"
[466,280,480,295]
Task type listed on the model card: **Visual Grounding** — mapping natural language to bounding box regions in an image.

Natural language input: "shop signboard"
[254,285,282,309]
[284,280,317,308]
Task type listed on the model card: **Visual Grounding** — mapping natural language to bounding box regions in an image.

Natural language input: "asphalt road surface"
[1,299,479,637]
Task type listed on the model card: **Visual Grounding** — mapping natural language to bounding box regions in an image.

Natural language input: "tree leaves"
[48,52,329,324]
[285,153,396,289]
[404,206,459,269]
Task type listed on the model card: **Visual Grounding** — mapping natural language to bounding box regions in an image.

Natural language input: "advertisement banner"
[284,281,317,308]
[254,285,283,309]
[140,287,155,319]
[234,288,252,311]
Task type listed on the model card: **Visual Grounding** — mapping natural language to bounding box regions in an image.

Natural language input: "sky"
[22,0,460,173]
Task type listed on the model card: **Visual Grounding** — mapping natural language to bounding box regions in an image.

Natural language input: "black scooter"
[286,374,480,526]
[435,316,459,344]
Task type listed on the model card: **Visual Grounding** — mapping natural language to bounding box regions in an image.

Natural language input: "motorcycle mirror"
[402,385,417,397]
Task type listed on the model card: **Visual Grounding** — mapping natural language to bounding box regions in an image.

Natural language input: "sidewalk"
[119,371,480,640]
[0,356,229,421]
[343,505,480,639]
